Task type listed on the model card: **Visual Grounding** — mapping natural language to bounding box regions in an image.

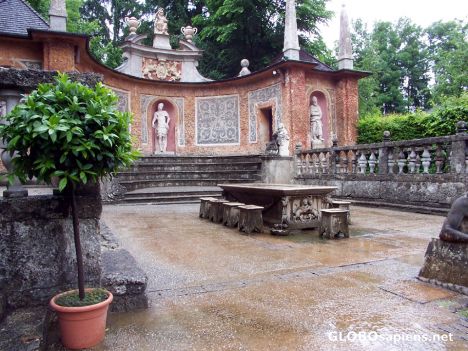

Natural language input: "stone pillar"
[378,131,391,175]
[0,89,28,198]
[335,77,359,146]
[338,4,353,70]
[49,0,68,32]
[283,0,300,60]
[450,121,467,174]
[261,156,294,184]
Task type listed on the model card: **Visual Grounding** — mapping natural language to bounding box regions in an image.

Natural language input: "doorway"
[258,107,273,147]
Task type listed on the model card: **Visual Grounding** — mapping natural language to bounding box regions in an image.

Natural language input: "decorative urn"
[125,16,141,34]
[181,26,198,42]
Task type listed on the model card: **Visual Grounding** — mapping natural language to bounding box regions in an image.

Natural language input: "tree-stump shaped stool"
[209,199,229,222]
[330,200,352,224]
[199,197,217,219]
[238,205,264,234]
[222,202,245,227]
[319,209,349,239]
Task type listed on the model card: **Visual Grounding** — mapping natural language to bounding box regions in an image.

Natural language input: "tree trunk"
[71,186,86,300]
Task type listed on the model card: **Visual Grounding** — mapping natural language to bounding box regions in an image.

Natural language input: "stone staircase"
[116,155,262,204]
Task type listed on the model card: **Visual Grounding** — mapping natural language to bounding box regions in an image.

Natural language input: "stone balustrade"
[294,122,467,213]
[296,122,467,177]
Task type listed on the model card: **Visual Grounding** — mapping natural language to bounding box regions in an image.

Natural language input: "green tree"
[426,20,468,104]
[193,0,333,79]
[0,74,139,299]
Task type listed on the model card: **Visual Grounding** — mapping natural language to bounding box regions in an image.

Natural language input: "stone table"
[218,183,336,229]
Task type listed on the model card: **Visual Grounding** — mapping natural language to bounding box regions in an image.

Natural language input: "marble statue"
[275,123,290,156]
[154,8,169,35]
[439,193,468,243]
[310,96,323,141]
[152,103,170,153]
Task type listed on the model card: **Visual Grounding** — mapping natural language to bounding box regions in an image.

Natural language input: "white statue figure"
[152,103,171,153]
[154,8,169,35]
[310,96,323,141]
[275,123,290,156]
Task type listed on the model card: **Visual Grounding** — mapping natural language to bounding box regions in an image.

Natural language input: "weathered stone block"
[419,238,468,289]
[101,249,148,313]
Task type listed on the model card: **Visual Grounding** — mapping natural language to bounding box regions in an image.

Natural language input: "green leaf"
[58,178,68,192]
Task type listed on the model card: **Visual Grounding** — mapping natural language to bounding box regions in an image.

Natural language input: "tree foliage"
[357,93,468,143]
[193,0,333,78]
[0,74,138,188]
[353,17,467,117]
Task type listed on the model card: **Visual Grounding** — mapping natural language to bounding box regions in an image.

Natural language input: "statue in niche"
[152,103,171,153]
[439,193,468,243]
[154,8,169,35]
[310,96,324,141]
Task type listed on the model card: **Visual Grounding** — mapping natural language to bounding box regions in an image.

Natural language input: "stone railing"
[294,122,467,213]
[296,122,467,177]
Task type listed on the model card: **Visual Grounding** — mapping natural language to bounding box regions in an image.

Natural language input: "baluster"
[435,145,444,174]
[297,154,303,176]
[368,150,377,174]
[358,151,367,174]
[421,147,431,174]
[415,152,421,173]
[341,151,349,174]
[320,152,327,174]
[387,148,395,174]
[398,149,406,174]
[313,154,320,174]
[408,148,417,173]
[350,150,357,174]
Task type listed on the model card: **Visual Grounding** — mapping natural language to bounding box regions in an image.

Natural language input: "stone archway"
[148,99,177,154]
[309,91,330,147]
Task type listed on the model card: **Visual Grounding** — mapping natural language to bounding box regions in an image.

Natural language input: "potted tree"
[0,73,138,349]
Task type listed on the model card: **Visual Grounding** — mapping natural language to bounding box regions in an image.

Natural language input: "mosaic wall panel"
[140,95,185,145]
[196,95,240,145]
[109,88,130,113]
[326,88,337,138]
[248,83,282,143]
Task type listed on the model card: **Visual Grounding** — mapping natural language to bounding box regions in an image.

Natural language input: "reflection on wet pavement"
[97,204,467,351]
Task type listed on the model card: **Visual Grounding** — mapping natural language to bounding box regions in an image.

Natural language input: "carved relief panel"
[142,58,181,81]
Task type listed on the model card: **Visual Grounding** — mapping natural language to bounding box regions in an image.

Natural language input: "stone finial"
[125,17,141,36]
[283,0,300,60]
[49,0,67,32]
[456,120,467,134]
[383,130,391,142]
[338,4,353,70]
[181,26,198,43]
[238,59,251,77]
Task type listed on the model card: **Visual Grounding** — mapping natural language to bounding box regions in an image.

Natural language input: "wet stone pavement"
[96,204,468,351]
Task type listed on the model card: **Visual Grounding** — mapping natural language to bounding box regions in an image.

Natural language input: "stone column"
[0,89,28,198]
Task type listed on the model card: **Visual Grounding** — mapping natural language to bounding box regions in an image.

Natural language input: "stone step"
[136,155,262,164]
[125,162,261,172]
[119,178,259,192]
[121,186,223,204]
[121,194,223,204]
[117,170,260,181]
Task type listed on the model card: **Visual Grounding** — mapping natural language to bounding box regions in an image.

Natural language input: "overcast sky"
[318,0,468,49]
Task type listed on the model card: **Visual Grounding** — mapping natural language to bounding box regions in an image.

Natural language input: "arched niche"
[309,91,330,146]
[147,99,178,154]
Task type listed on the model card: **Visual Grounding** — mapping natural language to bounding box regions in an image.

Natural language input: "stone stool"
[199,197,217,219]
[238,205,264,234]
[319,209,349,239]
[209,199,229,223]
[222,202,245,227]
[330,200,352,224]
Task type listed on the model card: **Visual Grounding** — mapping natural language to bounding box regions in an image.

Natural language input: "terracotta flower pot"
[50,289,113,349]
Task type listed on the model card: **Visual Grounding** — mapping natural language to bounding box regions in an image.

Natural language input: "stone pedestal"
[319,208,349,239]
[153,34,172,50]
[238,205,263,234]
[261,156,294,184]
[419,238,468,291]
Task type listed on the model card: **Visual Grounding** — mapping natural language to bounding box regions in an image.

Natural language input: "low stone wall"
[0,192,102,311]
[295,174,466,213]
